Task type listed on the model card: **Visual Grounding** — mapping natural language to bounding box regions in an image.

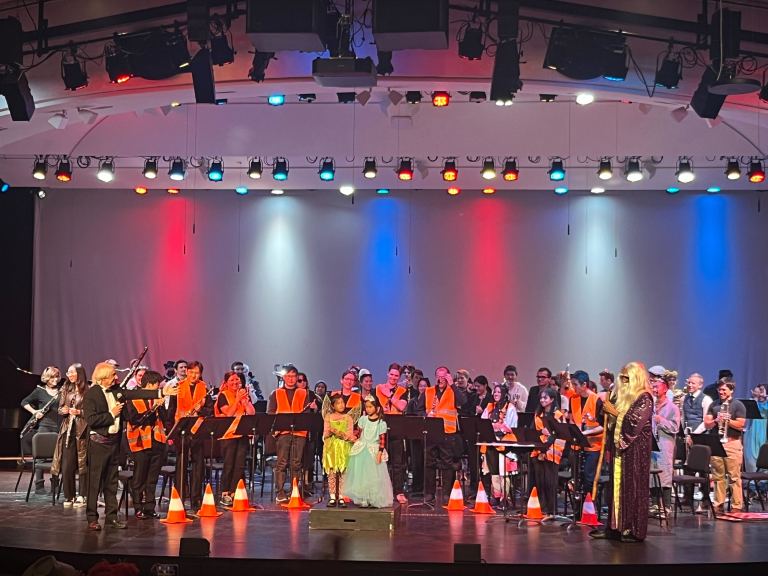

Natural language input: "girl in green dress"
[322,393,355,507]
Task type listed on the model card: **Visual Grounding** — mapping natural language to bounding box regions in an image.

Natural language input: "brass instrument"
[718,399,730,443]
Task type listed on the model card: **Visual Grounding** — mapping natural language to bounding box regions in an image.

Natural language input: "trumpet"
[718,400,730,443]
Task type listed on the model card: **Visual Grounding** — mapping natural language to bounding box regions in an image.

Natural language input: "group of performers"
[18,356,768,542]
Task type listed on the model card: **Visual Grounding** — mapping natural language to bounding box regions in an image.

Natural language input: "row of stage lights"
[27,155,767,186]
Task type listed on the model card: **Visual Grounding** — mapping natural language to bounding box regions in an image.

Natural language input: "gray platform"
[309,503,401,531]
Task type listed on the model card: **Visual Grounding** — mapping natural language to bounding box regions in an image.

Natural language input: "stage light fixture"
[597,158,613,180]
[748,160,766,183]
[0,179,9,192]
[725,159,741,180]
[249,51,275,82]
[494,92,514,106]
[548,159,566,181]
[143,158,158,179]
[298,93,316,102]
[270,189,284,195]
[469,91,487,103]
[539,94,556,102]
[134,186,148,195]
[554,186,569,195]
[447,186,460,196]
[396,158,414,181]
[167,31,191,69]
[602,45,628,81]
[676,158,695,183]
[482,187,496,195]
[337,92,356,104]
[104,42,132,84]
[96,159,115,183]
[377,50,394,75]
[575,92,594,105]
[318,158,335,181]
[339,185,355,196]
[490,37,523,103]
[167,188,180,194]
[268,94,285,106]
[655,55,682,89]
[248,158,263,179]
[363,158,378,179]
[761,82,768,102]
[32,157,47,180]
[590,186,605,194]
[501,159,519,181]
[543,27,627,81]
[625,158,643,182]
[666,186,680,194]
[706,186,721,193]
[431,91,450,107]
[169,158,186,181]
[481,158,496,180]
[376,188,390,194]
[55,158,72,182]
[207,159,224,181]
[458,25,485,60]
[36,188,46,198]
[441,160,458,182]
[210,30,235,66]
[61,47,88,91]
[272,158,289,181]
[405,91,422,104]
[235,186,248,195]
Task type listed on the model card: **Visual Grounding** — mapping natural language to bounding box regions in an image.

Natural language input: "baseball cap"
[648,365,666,377]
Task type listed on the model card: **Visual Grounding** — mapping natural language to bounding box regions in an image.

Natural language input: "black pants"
[61,432,86,500]
[86,439,120,523]
[388,435,406,495]
[465,439,480,495]
[531,458,558,515]
[410,439,424,493]
[131,443,167,513]
[221,437,248,494]
[274,434,307,497]
[425,433,460,497]
[175,436,205,507]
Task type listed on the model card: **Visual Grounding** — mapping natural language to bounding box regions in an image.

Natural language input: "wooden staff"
[591,397,618,501]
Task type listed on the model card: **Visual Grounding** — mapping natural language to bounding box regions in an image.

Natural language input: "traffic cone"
[470,482,495,515]
[231,479,256,512]
[160,486,193,524]
[523,487,544,520]
[281,478,311,509]
[196,483,222,517]
[443,480,466,511]
[578,493,602,526]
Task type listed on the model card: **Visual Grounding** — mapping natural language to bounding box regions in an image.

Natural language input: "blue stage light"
[268,94,285,106]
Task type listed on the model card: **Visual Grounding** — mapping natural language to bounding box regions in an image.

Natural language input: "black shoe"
[276,494,289,504]
[620,533,644,543]
[589,529,608,539]
[106,519,127,529]
[87,521,101,531]
[338,499,347,508]
[141,511,159,519]
[135,511,145,519]
[328,498,337,507]
[423,494,436,504]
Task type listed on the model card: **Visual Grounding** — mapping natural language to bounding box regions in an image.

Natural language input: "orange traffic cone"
[523,487,544,520]
[578,493,602,526]
[160,486,193,524]
[196,483,222,517]
[281,478,311,509]
[443,480,466,511]
[231,479,256,512]
[470,482,495,515]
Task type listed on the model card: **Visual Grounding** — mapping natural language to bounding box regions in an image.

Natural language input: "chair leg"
[15,467,26,492]
[51,476,58,506]
[25,463,35,502]
[673,483,680,519]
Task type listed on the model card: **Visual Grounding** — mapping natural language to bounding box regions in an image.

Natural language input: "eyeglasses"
[297,379,306,383]
[619,375,630,381]
[536,375,548,380]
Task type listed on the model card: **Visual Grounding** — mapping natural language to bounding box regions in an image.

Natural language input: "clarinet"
[64,395,77,447]
[19,390,59,438]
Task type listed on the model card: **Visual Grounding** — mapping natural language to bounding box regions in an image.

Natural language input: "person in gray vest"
[680,373,712,511]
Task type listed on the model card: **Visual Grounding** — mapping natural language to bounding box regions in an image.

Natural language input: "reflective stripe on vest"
[126,399,166,452]
[570,392,603,452]
[376,385,406,415]
[275,388,308,437]
[425,386,458,433]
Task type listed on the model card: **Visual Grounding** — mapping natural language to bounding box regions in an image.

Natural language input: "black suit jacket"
[84,385,163,437]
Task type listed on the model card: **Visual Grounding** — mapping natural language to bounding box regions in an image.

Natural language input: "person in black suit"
[83,361,178,531]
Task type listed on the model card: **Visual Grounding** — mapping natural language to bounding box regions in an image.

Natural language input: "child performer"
[530,387,567,520]
[322,392,358,507]
[125,370,168,519]
[345,395,394,508]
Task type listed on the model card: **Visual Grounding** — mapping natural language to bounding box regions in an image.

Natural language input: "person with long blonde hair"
[590,361,653,543]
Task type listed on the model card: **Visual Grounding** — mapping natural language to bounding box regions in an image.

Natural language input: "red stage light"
[432,91,450,107]
[134,186,148,195]
[441,160,458,182]
[482,187,496,195]
[167,188,180,194]
[397,158,414,181]
[115,74,132,84]
[447,186,460,195]
[748,161,765,183]
[502,159,519,181]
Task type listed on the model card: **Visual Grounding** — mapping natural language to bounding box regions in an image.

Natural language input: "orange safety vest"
[214,389,249,417]
[480,402,518,453]
[126,399,166,452]
[425,386,458,434]
[275,387,308,437]
[531,410,565,464]
[175,379,209,422]
[376,384,407,415]
[570,392,603,452]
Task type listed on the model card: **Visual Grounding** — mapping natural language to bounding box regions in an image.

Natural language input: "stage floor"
[1,471,767,575]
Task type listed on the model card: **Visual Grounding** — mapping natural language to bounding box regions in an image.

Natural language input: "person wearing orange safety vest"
[124,370,168,519]
[215,371,255,507]
[413,366,467,504]
[569,370,604,498]
[375,363,409,503]
[530,388,567,519]
[479,384,519,503]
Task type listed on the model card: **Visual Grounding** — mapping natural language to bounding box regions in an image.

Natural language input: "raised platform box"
[309,504,400,531]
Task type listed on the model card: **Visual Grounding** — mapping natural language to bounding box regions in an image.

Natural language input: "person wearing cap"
[650,374,680,516]
[376,363,408,502]
[569,370,604,499]
[502,364,528,413]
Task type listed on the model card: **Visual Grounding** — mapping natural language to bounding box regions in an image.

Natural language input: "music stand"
[234,414,270,492]
[740,400,764,420]
[459,417,493,495]
[271,413,322,498]
[690,432,727,458]
[553,422,591,525]
[254,400,268,414]
[167,416,204,503]
[387,415,443,510]
[192,417,235,496]
[516,412,535,429]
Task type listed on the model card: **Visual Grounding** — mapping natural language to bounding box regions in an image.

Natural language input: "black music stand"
[233,414,269,492]
[167,416,204,503]
[690,432,727,458]
[740,399,764,420]
[271,413,322,498]
[387,415,443,510]
[517,411,535,429]
[460,417,494,495]
[254,400,268,413]
[552,422,591,524]
[192,417,234,494]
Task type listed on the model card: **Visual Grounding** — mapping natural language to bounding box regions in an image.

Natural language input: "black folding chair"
[672,444,715,519]
[742,443,768,511]
[24,432,58,504]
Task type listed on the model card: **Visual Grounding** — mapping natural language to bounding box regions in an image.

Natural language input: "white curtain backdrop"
[32,188,768,396]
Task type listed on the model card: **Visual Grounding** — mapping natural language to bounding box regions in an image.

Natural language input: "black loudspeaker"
[0,17,23,65]
[453,543,481,564]
[690,66,727,119]
[373,0,448,50]
[710,9,741,61]
[246,0,326,52]
[0,70,35,121]
[191,48,215,104]
[179,537,210,558]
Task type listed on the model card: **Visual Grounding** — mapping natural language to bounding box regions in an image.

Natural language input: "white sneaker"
[73,496,86,508]
[62,499,73,508]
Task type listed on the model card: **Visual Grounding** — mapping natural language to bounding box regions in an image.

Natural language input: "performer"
[51,363,89,507]
[376,363,408,502]
[650,374,681,516]
[568,370,604,498]
[526,367,554,413]
[502,364,528,413]
[125,370,168,519]
[20,366,62,494]
[83,361,178,531]
[166,360,212,512]
[322,393,357,506]
[530,388,567,520]
[346,395,394,508]
[231,361,264,402]
[338,369,362,412]
[297,371,319,495]
[598,370,615,403]
[267,365,312,503]
[480,384,518,503]
[215,371,255,507]
[359,369,374,397]
[590,361,653,542]
[704,379,747,512]
[744,383,768,474]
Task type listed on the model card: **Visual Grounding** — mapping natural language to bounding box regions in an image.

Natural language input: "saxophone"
[718,400,730,443]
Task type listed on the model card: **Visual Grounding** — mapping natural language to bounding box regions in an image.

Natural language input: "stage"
[0,471,766,576]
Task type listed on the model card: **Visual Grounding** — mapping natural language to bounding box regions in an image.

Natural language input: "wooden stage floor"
[0,471,766,576]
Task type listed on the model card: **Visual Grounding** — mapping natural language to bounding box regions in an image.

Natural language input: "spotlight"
[61,47,88,91]
[37,188,46,199]
[748,160,766,183]
[655,55,682,89]
[493,92,514,106]
[548,159,566,181]
[268,94,285,106]
[210,30,235,66]
[207,159,224,182]
[270,188,284,195]
[554,186,569,195]
[469,91,487,103]
[539,94,557,102]
[272,157,289,181]
[248,50,274,82]
[441,160,458,182]
[590,186,605,194]
[298,93,316,102]
[247,158,263,179]
[55,158,72,182]
[96,158,115,183]
[725,159,741,180]
[447,186,460,196]
[169,158,186,181]
[235,186,248,195]
[396,158,414,181]
[0,179,9,192]
[167,188,180,194]
[32,157,47,180]
[602,45,628,81]
[166,31,191,69]
[543,27,627,81]
[377,50,394,75]
[666,186,680,194]
[490,38,523,102]
[337,92,356,104]
[458,25,485,60]
[376,188,390,194]
[134,186,148,195]
[575,92,594,105]
[363,158,378,179]
[706,186,721,193]
[431,91,450,107]
[482,187,496,195]
[481,158,496,180]
[405,91,422,104]
[625,158,643,182]
[143,158,158,179]
[597,158,613,180]
[502,159,519,181]
[676,158,695,183]
[318,158,335,181]
[104,42,132,84]
[339,185,355,196]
